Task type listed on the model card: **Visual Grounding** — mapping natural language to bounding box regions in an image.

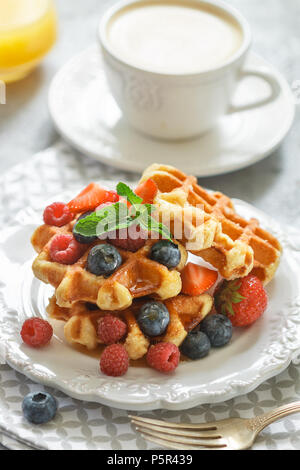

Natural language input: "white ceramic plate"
[1,183,300,411]
[48,45,295,177]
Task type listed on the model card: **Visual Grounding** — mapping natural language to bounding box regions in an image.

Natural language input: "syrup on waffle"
[31,218,188,311]
[140,164,281,284]
[47,293,213,360]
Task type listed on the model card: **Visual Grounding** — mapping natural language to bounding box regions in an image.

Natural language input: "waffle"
[31,219,188,311]
[140,164,281,284]
[47,293,213,360]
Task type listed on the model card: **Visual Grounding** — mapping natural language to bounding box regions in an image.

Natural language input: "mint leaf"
[73,181,173,242]
[116,182,143,206]
[73,202,128,238]
[138,214,172,241]
[73,211,104,237]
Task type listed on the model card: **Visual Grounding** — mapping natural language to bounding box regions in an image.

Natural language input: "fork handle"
[247,401,300,434]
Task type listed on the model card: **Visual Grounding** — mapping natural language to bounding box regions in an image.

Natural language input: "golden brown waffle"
[47,293,213,360]
[140,164,281,284]
[31,219,187,311]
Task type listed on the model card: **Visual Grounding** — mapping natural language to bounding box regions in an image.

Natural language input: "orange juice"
[0,0,57,83]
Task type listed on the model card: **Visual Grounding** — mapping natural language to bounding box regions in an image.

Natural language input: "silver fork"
[129,401,300,450]
[0,423,45,450]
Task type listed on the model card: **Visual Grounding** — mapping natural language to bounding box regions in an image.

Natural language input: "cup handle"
[227,68,281,114]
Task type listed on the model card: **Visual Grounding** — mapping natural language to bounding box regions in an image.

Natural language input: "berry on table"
[20,318,53,348]
[22,391,57,424]
[100,344,129,376]
[73,211,97,244]
[137,301,170,337]
[181,263,218,296]
[86,244,122,276]
[200,314,232,347]
[215,274,268,327]
[149,240,181,269]
[49,233,84,264]
[180,330,211,360]
[43,202,74,227]
[146,342,180,373]
[97,314,127,344]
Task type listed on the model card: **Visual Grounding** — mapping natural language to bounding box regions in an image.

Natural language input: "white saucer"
[48,45,295,177]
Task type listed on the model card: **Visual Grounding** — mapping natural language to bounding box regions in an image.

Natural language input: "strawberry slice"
[181,263,218,296]
[135,179,158,204]
[105,190,120,203]
[68,183,113,213]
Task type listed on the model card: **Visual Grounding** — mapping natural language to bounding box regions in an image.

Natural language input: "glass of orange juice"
[0,0,57,83]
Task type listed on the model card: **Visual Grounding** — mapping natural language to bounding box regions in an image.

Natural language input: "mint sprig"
[73,182,172,241]
[116,182,143,206]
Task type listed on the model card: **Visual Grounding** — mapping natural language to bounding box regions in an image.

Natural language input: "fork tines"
[129,415,227,450]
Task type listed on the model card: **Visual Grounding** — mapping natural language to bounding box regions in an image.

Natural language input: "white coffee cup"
[98,0,280,140]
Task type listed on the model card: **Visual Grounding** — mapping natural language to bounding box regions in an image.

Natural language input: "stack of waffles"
[31,164,282,363]
[140,164,282,284]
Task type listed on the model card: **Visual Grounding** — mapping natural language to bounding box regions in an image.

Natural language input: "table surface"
[0,0,299,451]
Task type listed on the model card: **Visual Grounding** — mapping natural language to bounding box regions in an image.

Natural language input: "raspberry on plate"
[97,314,127,344]
[146,342,180,373]
[215,274,268,327]
[100,344,129,376]
[43,202,74,227]
[21,318,53,348]
[49,233,85,265]
[108,225,147,252]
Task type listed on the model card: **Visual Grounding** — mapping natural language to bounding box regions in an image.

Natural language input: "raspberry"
[43,202,74,227]
[49,233,84,265]
[108,225,147,252]
[146,342,180,373]
[97,314,127,344]
[21,318,53,348]
[100,344,129,376]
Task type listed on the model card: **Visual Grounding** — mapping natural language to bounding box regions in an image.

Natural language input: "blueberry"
[22,391,57,425]
[180,330,211,360]
[200,314,232,347]
[150,240,181,269]
[73,211,97,244]
[137,301,170,337]
[86,244,122,276]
